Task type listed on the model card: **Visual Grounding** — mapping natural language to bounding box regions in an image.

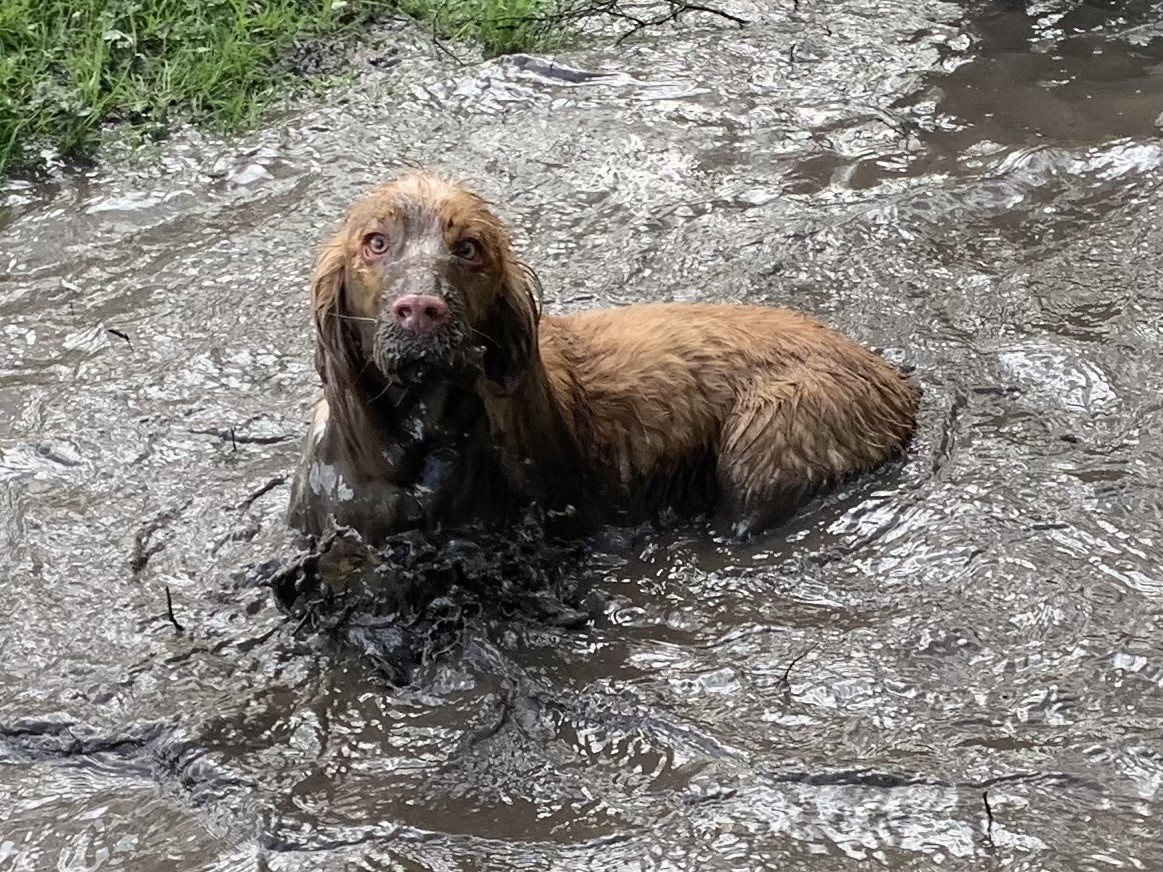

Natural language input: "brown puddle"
[1,1,1161,869]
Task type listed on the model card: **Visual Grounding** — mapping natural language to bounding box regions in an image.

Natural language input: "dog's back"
[536,303,920,533]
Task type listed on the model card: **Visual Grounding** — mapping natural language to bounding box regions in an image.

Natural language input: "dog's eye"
[452,238,481,261]
[363,233,389,256]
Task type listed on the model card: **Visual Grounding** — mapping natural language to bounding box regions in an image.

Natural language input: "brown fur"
[288,171,920,542]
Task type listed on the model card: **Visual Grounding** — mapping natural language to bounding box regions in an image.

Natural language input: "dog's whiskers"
[322,311,377,325]
[471,325,500,348]
[367,382,394,405]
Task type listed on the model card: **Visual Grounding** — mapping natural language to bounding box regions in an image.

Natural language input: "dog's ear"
[479,259,541,395]
[310,235,360,388]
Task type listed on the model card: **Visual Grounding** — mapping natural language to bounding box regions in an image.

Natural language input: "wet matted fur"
[288,171,921,542]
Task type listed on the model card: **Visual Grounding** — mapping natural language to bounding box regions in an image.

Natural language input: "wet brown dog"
[288,171,920,543]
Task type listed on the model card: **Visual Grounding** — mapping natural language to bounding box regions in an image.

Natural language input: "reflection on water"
[1,1,1160,869]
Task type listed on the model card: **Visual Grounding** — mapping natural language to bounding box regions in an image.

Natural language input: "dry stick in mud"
[164,586,185,634]
[435,0,748,60]
[107,328,132,348]
[982,790,996,849]
[779,644,817,689]
[236,475,290,512]
[607,0,748,44]
[500,0,749,44]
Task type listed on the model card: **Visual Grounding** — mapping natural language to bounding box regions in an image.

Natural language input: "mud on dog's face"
[310,173,538,387]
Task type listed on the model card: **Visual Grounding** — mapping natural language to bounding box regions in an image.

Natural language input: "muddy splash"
[1,1,1161,869]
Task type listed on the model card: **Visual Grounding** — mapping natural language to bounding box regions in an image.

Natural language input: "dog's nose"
[391,294,449,336]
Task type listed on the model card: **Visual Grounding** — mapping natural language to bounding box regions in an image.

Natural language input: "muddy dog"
[288,171,920,543]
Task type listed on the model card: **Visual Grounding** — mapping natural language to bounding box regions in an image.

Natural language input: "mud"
[1,1,1161,869]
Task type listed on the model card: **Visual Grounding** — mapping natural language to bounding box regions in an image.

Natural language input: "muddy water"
[1,0,1161,868]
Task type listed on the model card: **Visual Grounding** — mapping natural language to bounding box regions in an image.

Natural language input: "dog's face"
[311,173,539,391]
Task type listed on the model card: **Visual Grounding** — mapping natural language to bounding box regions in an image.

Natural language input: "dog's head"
[310,172,540,394]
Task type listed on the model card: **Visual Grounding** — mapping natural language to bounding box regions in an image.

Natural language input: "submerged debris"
[259,513,594,682]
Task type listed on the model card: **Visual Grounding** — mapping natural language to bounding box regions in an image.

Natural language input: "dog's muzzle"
[372,277,470,378]
[390,293,449,337]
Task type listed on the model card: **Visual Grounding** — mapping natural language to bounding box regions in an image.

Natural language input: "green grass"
[0,0,559,180]
[401,0,561,57]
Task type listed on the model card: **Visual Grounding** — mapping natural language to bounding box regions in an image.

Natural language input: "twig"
[677,2,747,25]
[164,586,185,634]
[186,426,294,445]
[982,790,995,848]
[235,475,289,512]
[450,0,747,47]
[780,644,816,688]
[107,328,132,348]
[612,1,747,45]
[428,0,472,66]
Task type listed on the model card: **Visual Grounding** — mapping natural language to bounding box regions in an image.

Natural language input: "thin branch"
[235,474,289,512]
[676,2,747,26]
[780,644,816,688]
[164,586,185,634]
[982,790,996,849]
[440,0,747,47]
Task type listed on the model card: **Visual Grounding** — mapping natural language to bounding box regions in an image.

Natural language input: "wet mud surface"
[1,1,1161,869]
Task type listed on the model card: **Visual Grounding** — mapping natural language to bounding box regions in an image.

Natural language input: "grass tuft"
[398,0,561,56]
[0,0,379,177]
[0,0,561,180]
